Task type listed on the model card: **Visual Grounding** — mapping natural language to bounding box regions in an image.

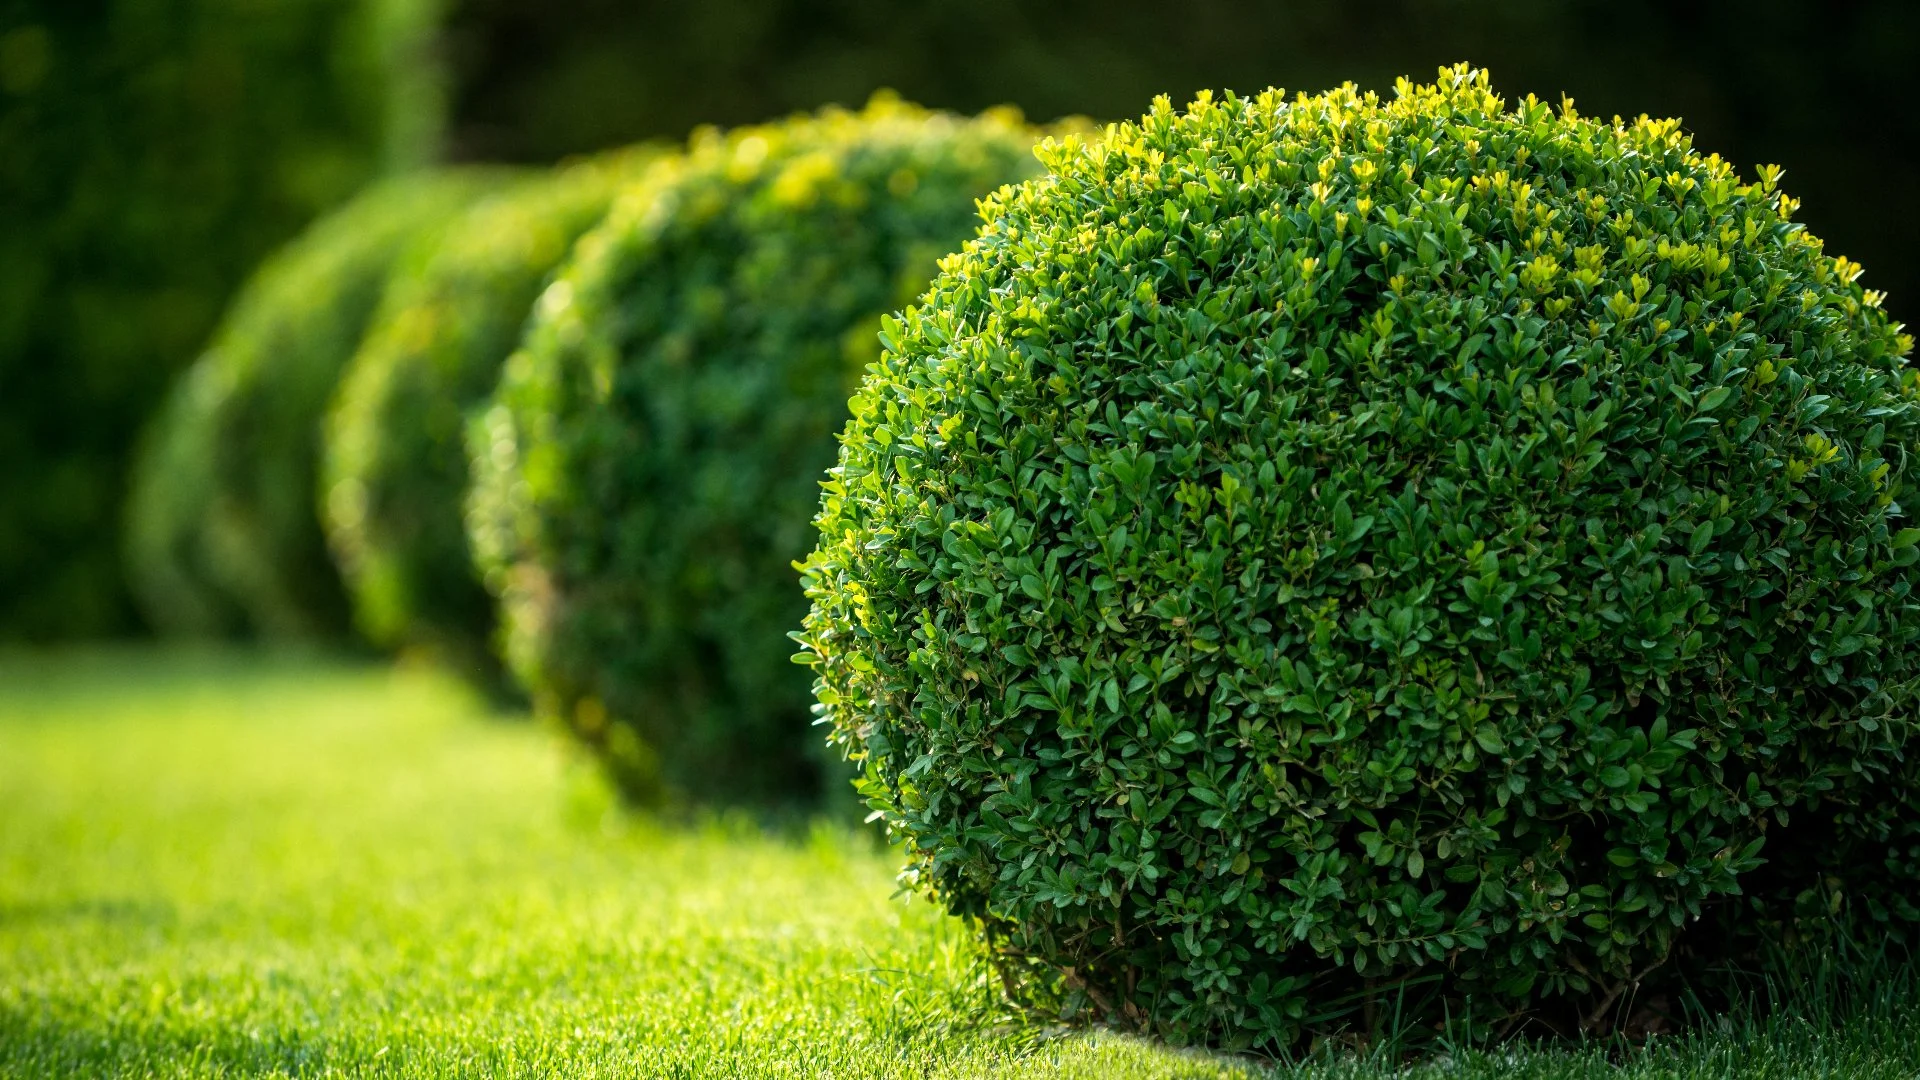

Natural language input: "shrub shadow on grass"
[0,1006,338,1079]
[0,898,176,930]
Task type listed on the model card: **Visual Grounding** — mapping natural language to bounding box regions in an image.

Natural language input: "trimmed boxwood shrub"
[322,146,660,677]
[127,170,511,639]
[797,66,1920,1048]
[466,96,1057,805]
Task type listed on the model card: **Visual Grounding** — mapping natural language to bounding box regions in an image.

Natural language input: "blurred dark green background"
[4,0,1916,640]
[441,0,1918,330]
[0,0,439,639]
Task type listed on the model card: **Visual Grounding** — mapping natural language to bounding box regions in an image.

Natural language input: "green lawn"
[2,652,1917,1078]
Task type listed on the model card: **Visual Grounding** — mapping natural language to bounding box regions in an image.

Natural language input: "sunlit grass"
[0,651,1255,1078]
[1,650,1917,1078]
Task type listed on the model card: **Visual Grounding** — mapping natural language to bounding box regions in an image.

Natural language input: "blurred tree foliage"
[444,0,1918,325]
[0,0,440,638]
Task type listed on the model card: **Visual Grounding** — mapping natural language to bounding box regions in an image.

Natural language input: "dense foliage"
[322,146,658,677]
[467,97,1055,805]
[127,170,509,639]
[0,0,441,638]
[798,67,1920,1047]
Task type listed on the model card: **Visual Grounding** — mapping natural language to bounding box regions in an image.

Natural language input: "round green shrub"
[322,146,661,677]
[127,169,513,639]
[797,66,1920,1047]
[466,96,1058,805]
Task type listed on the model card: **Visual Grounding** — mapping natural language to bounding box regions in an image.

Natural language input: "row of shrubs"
[129,94,1059,805]
[130,67,1920,1050]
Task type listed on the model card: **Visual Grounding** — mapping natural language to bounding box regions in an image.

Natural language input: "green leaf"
[1689,521,1714,556]
[1473,724,1506,754]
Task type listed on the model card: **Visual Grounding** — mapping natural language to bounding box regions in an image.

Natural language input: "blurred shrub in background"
[127,170,511,640]
[0,0,443,638]
[467,97,1057,806]
[322,145,660,681]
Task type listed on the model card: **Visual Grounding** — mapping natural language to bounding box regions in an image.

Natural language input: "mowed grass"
[0,651,1916,1079]
[0,650,1253,1079]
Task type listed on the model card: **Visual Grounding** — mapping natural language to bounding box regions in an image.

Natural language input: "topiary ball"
[322,146,660,679]
[127,169,512,639]
[797,66,1920,1048]
[466,96,1061,806]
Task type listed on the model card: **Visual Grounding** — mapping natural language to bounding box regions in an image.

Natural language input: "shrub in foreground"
[322,146,660,677]
[467,97,1057,805]
[797,66,1920,1048]
[127,170,511,639]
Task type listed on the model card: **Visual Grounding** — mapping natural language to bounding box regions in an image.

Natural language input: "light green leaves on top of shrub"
[798,66,1919,1048]
[467,95,1063,806]
[128,169,514,639]
[322,145,662,680]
